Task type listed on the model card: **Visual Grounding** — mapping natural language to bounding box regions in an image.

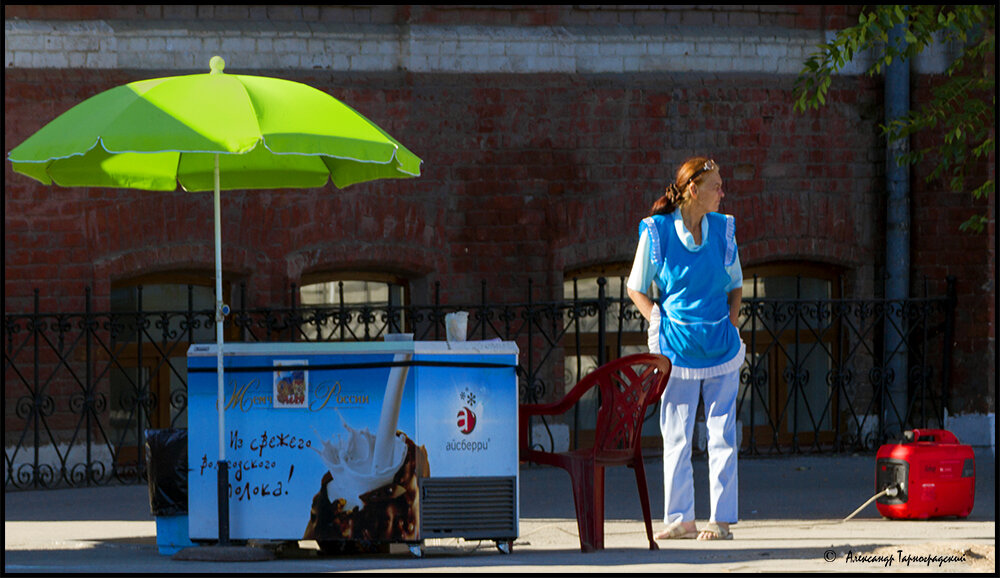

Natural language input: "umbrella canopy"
[8,55,421,190]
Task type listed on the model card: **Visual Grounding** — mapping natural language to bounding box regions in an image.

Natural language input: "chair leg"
[632,458,659,550]
[567,460,604,552]
[593,464,605,550]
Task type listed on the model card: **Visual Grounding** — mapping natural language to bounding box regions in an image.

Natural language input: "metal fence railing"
[4,277,956,489]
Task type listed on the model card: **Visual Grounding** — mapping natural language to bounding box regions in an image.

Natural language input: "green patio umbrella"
[7,56,422,551]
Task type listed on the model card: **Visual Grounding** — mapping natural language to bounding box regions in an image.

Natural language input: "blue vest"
[640,211,742,371]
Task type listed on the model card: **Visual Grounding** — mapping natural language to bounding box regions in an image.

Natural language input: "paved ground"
[5,449,995,573]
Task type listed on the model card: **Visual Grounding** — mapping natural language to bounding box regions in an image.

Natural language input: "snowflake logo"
[459,387,477,407]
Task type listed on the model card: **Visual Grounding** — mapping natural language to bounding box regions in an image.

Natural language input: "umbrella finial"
[210,56,226,75]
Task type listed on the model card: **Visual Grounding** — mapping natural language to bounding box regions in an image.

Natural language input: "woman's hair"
[649,156,718,216]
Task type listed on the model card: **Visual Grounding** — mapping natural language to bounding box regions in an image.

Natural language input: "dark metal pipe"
[884,20,911,437]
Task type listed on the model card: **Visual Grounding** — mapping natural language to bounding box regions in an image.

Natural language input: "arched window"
[739,262,844,449]
[298,273,409,341]
[108,272,233,469]
[562,264,657,449]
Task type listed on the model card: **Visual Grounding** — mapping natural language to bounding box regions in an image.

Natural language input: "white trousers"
[659,370,739,525]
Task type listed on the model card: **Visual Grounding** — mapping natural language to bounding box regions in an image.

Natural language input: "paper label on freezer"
[273,360,308,408]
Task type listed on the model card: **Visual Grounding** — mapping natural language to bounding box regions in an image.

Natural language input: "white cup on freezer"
[445,311,468,342]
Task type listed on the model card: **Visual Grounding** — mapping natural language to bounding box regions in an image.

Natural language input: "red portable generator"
[875,429,975,519]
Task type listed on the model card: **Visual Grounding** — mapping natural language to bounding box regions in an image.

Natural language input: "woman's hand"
[728,287,742,327]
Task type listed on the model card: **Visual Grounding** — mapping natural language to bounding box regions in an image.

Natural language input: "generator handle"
[908,428,959,444]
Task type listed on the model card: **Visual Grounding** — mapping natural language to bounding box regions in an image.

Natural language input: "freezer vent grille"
[420,476,517,539]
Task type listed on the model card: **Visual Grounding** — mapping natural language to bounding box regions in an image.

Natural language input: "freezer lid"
[411,340,518,356]
[187,340,519,358]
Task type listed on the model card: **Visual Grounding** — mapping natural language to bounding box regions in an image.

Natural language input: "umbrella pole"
[175,155,274,562]
[214,153,230,545]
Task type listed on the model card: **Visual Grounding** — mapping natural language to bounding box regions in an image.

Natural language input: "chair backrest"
[591,354,672,455]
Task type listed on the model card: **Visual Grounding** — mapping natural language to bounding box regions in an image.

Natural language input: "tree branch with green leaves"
[794,5,995,233]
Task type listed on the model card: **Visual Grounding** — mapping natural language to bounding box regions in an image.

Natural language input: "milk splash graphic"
[311,352,412,510]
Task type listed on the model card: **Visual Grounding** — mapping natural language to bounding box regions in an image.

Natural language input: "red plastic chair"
[519,353,672,552]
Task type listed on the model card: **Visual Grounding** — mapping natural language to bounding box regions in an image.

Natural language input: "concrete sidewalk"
[5,450,995,573]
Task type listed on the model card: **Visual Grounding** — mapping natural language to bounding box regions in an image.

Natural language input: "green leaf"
[959,215,987,234]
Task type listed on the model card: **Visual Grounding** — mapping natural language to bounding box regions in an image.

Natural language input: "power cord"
[843,484,900,522]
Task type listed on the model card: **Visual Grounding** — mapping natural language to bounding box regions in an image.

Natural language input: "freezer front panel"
[414,356,518,478]
[186,342,518,543]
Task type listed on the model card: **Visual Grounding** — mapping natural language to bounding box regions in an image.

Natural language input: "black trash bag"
[145,428,189,516]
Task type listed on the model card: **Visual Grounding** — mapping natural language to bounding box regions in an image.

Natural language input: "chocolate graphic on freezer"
[303,352,429,542]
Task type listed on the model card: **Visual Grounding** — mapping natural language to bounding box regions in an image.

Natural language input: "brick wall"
[908,75,996,414]
[4,5,858,29]
[5,5,861,74]
[4,68,884,306]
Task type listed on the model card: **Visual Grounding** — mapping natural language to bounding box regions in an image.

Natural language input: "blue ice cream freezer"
[186,340,519,552]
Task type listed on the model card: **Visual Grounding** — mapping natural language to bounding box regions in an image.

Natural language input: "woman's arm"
[627,227,657,323]
[727,287,742,327]
[628,287,656,323]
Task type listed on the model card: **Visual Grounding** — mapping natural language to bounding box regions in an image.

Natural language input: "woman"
[626,157,744,541]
